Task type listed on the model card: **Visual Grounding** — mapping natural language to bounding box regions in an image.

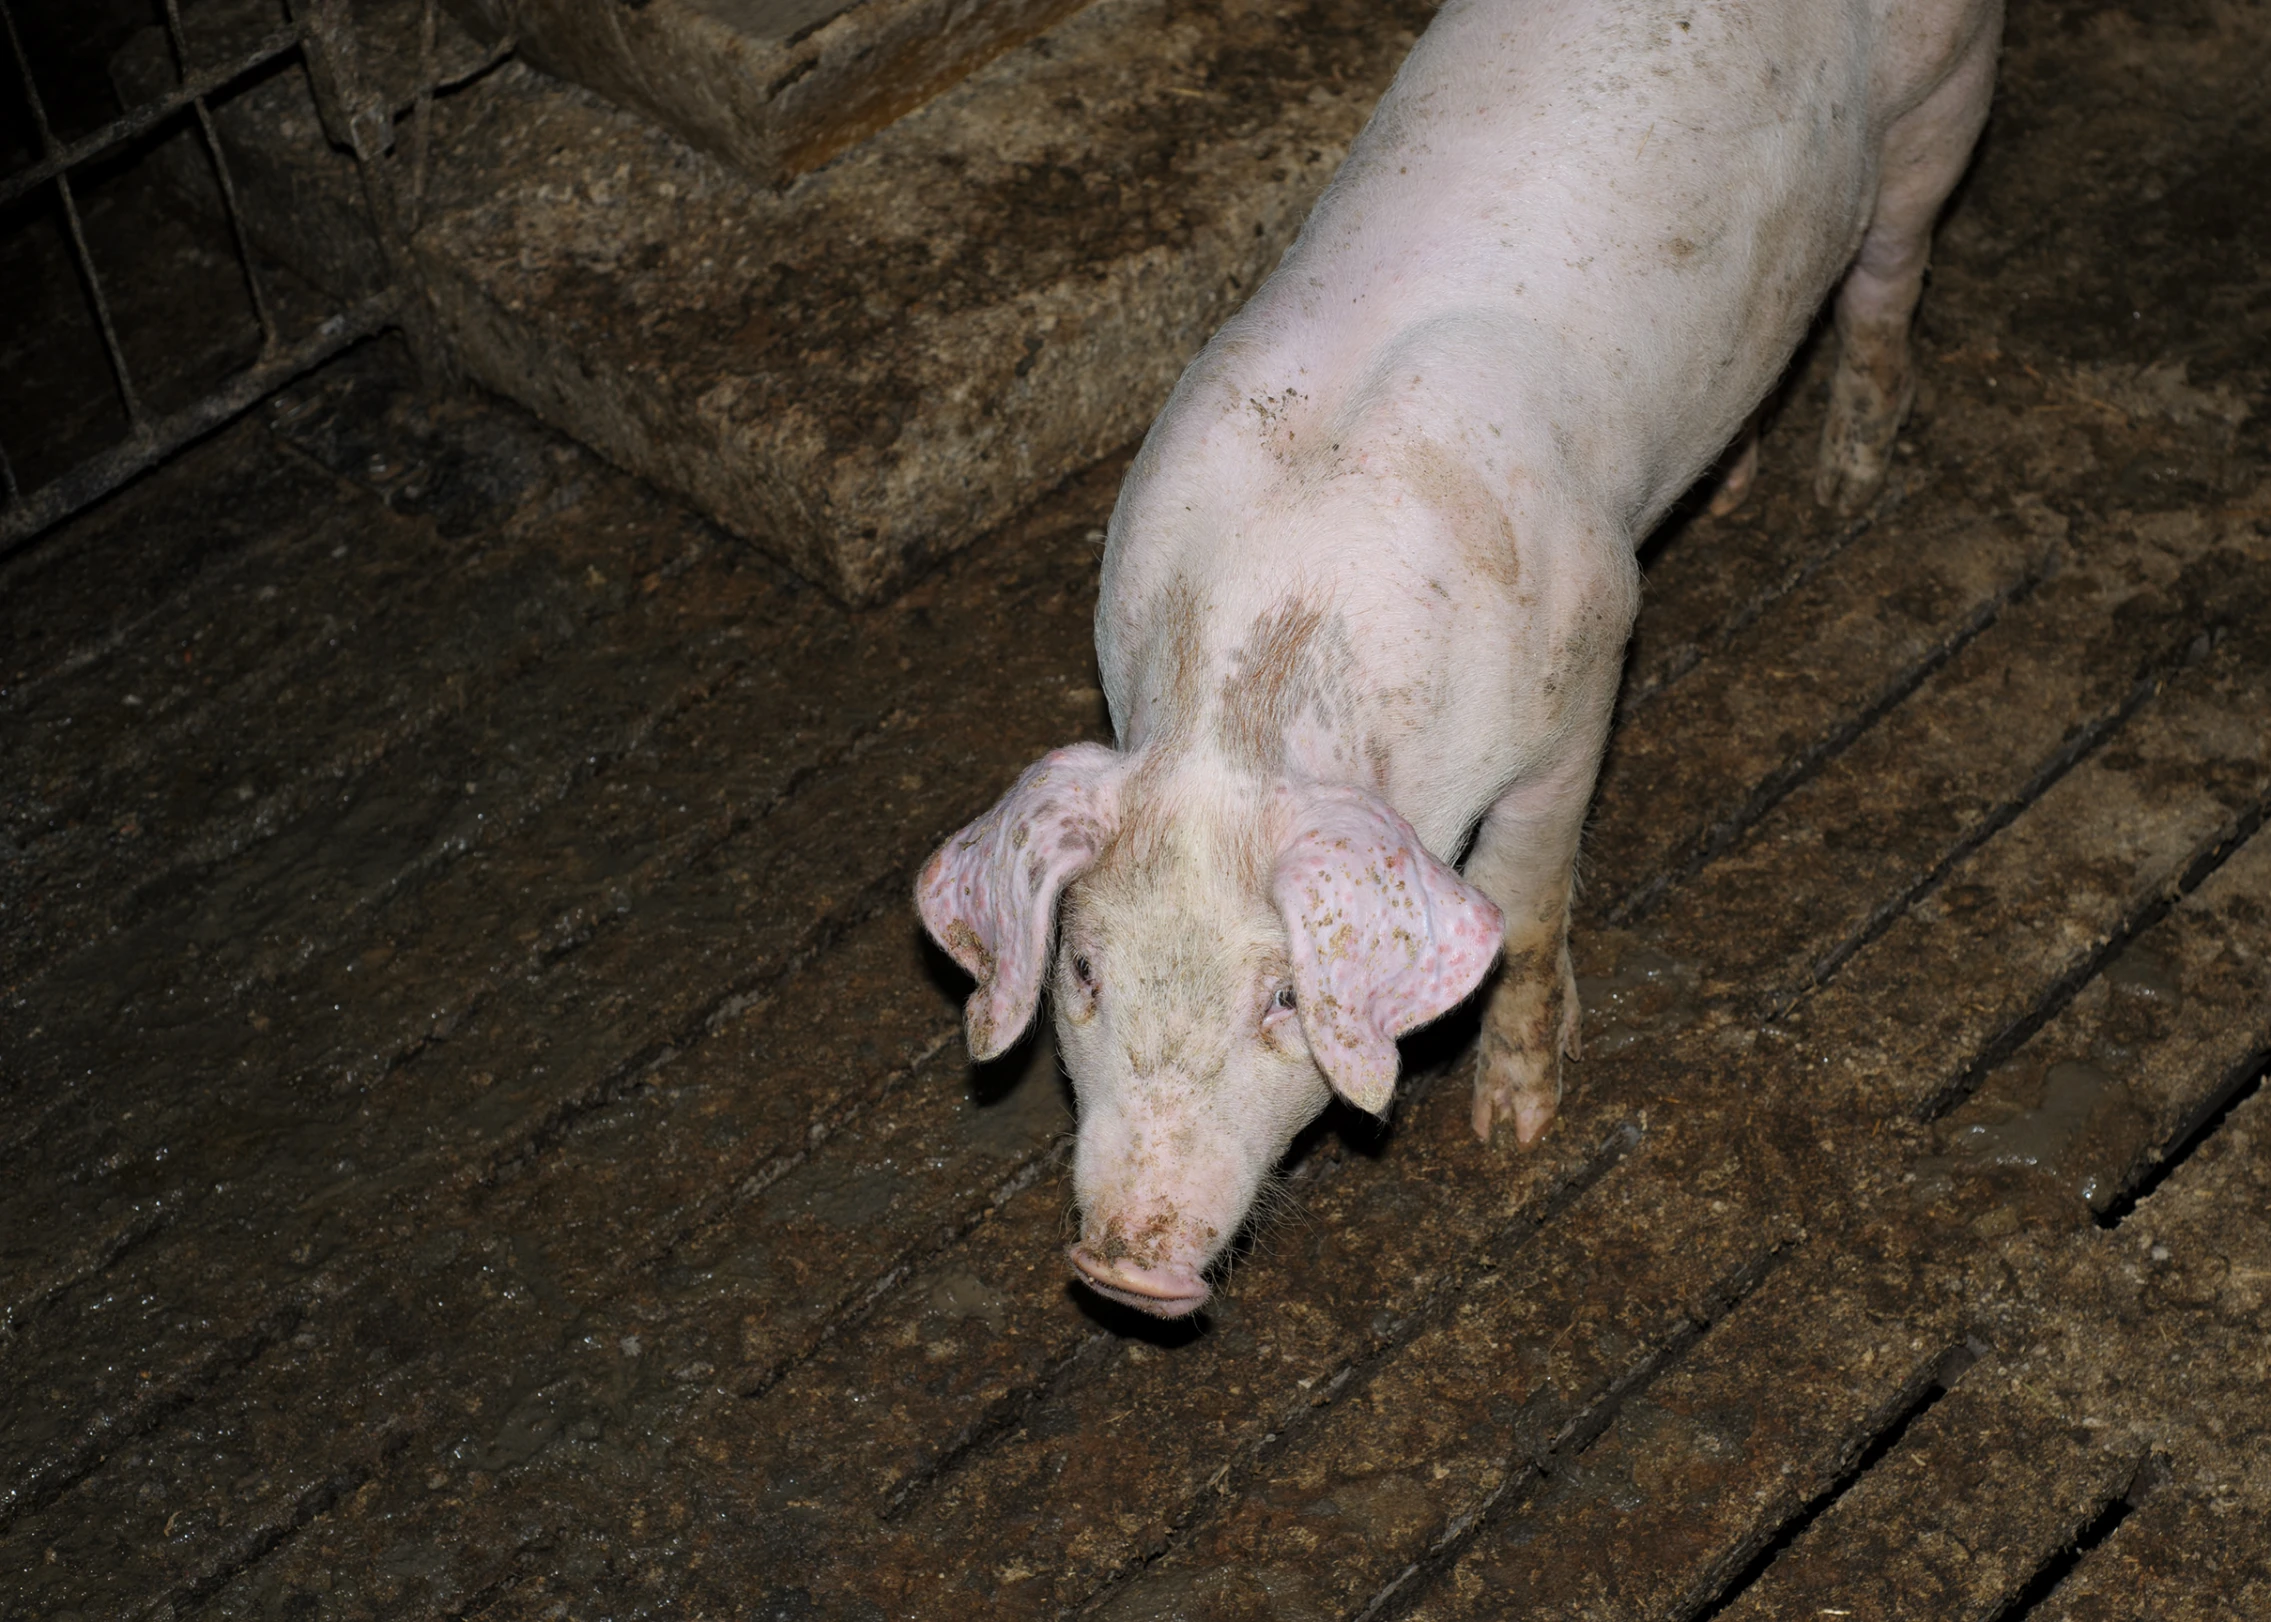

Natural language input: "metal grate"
[0,0,511,553]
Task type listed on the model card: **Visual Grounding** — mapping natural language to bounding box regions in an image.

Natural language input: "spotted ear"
[1271,785,1504,1115]
[917,744,1125,1061]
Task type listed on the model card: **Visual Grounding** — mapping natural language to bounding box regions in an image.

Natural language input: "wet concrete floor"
[3,0,2269,1617]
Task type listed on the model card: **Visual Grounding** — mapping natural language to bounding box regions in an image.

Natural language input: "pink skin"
[915,745,1124,1062]
[1068,1253,1211,1318]
[1272,784,1506,1116]
[1061,1071,1243,1319]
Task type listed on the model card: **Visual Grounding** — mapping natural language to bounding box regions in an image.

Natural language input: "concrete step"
[442,0,1097,188]
[124,0,1432,602]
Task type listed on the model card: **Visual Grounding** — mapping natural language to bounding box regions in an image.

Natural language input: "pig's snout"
[1067,1245,1210,1319]
[1065,1095,1241,1319]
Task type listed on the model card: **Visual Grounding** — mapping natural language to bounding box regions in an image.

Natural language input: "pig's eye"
[1072,953,1096,987]
[1271,984,1296,1013]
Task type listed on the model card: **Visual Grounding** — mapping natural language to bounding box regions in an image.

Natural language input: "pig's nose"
[1067,1245,1210,1318]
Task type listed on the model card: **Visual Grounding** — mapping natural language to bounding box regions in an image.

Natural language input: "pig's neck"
[1109,578,1412,814]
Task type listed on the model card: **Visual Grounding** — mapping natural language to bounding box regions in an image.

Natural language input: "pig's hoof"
[1706,430,1760,517]
[1472,1043,1561,1146]
[1812,445,1892,516]
[1473,939,1578,1145]
[1814,371,1914,515]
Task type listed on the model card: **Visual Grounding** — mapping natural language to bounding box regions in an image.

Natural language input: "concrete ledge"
[443,0,1097,187]
[411,0,1431,602]
[127,0,1433,601]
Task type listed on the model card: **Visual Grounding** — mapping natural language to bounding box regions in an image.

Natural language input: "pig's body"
[922,0,2002,1317]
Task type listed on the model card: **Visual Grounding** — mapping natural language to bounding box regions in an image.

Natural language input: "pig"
[920,0,2003,1317]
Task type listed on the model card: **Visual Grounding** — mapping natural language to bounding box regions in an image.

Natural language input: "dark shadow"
[1634,313,1830,573]
[965,1021,1049,1108]
[1401,983,1486,1086]
[915,913,969,999]
[913,920,1066,1113]
[1064,1278,1212,1348]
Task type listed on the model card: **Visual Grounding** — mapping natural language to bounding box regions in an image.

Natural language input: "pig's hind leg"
[1706,410,1764,517]
[1815,12,2001,514]
[1463,753,1600,1147]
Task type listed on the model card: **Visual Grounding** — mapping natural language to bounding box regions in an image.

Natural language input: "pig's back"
[1254,0,1894,525]
[1096,0,1964,774]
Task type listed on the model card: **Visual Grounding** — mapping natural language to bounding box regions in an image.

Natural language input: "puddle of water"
[2103,942,2184,1011]
[1914,1059,2125,1208]
[1577,946,1702,1057]
[963,1040,1074,1159]
[764,1162,904,1230]
[926,1271,1008,1332]
[462,1377,596,1472]
[1952,1059,2116,1168]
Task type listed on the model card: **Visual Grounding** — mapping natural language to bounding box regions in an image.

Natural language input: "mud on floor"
[2,0,2269,1617]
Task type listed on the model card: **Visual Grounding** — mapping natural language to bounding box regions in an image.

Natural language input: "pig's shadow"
[916,930,1065,1110]
[1065,1282,1214,1348]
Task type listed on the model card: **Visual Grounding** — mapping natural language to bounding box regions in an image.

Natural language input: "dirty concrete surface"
[440,0,1095,187]
[131,0,1450,604]
[3,0,2269,1617]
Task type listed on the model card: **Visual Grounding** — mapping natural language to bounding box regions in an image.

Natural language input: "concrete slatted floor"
[2,2,2268,1617]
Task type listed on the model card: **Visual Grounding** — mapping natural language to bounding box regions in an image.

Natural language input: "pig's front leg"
[1461,754,1599,1146]
[1815,12,2000,513]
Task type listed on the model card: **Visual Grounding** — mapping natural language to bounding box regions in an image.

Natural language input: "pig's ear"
[1271,786,1504,1116]
[917,744,1124,1061]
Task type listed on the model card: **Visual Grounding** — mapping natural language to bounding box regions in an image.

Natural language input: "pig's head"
[918,749,1502,1318]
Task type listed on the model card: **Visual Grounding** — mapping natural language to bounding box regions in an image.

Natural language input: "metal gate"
[0,0,509,552]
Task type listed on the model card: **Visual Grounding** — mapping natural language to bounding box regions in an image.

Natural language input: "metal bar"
[50,169,147,424]
[0,291,398,555]
[0,0,519,548]
[398,2,521,227]
[0,23,303,210]
[407,0,438,231]
[160,0,279,351]
[291,0,388,157]
[2,0,147,426]
[0,0,58,150]
[292,0,459,388]
[426,31,516,98]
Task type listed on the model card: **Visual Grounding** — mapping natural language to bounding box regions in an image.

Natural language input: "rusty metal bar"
[420,27,517,98]
[395,1,523,228]
[51,172,146,423]
[157,0,281,352]
[291,0,390,159]
[2,0,146,426]
[0,21,302,209]
[0,292,397,555]
[290,0,457,387]
[407,0,439,230]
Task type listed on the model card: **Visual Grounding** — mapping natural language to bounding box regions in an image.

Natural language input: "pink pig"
[921,0,2003,1317]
